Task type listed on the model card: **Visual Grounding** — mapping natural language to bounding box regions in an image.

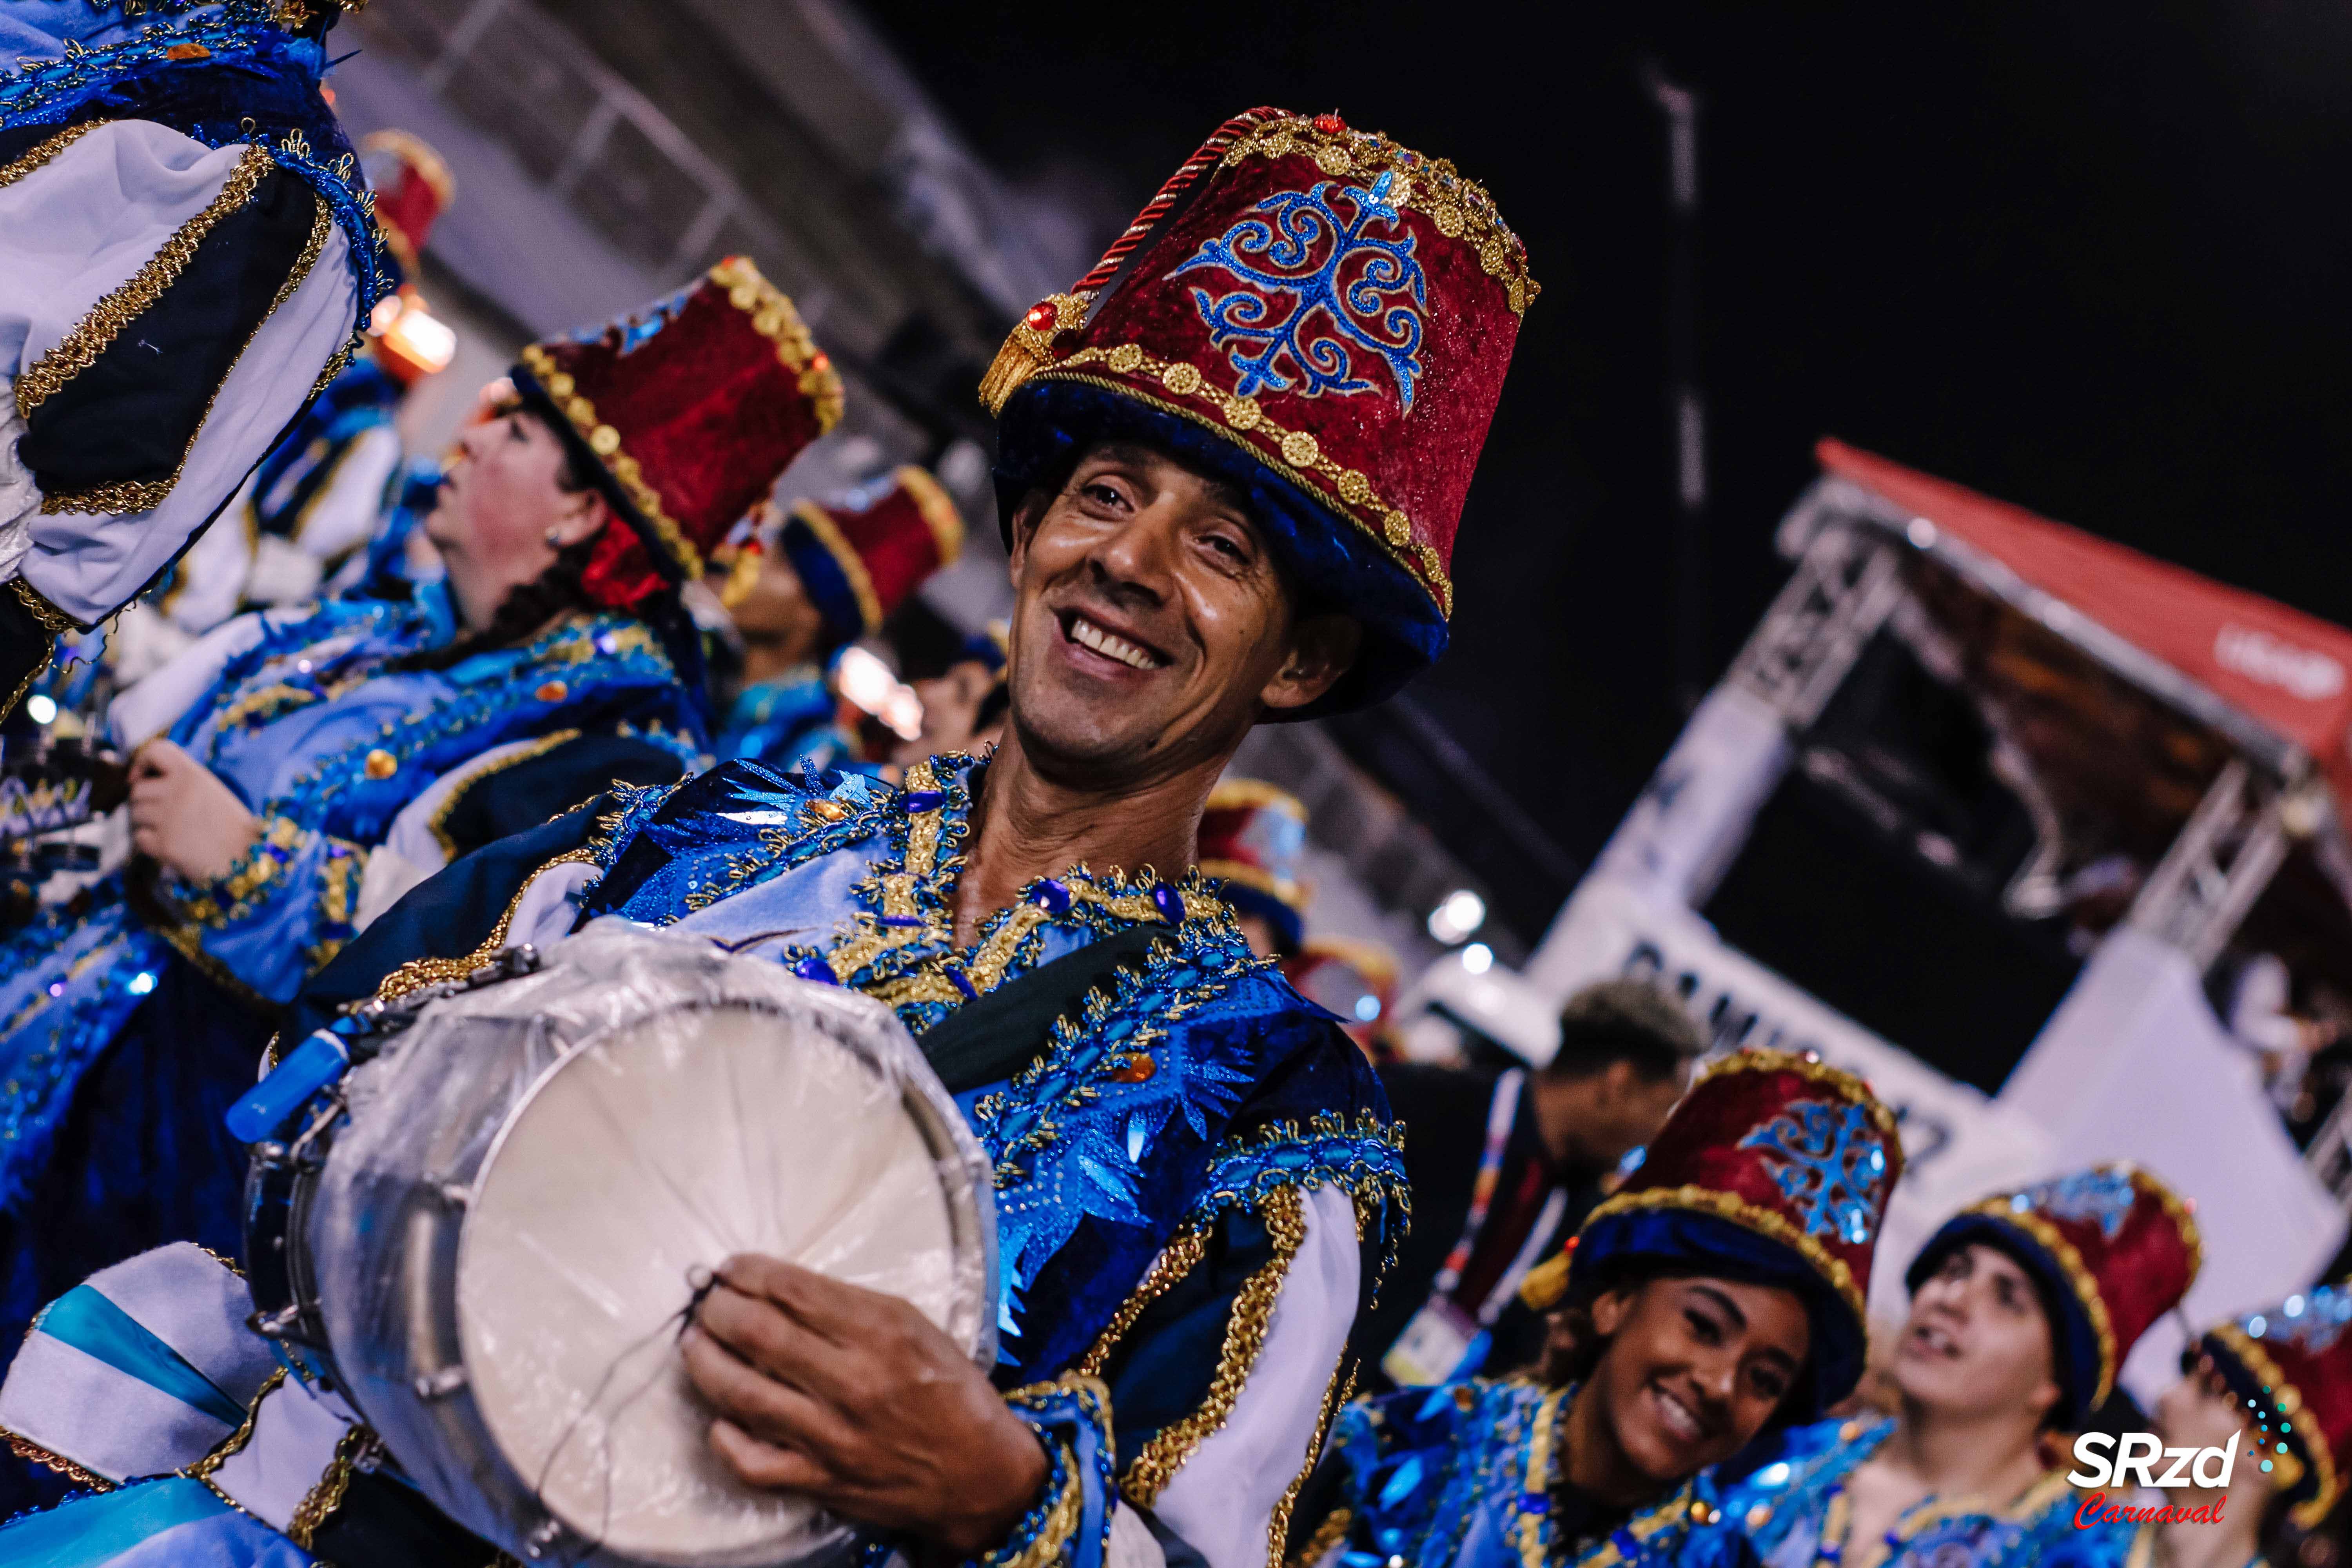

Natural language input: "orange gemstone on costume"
[535,680,568,702]
[165,43,212,61]
[1109,1055,1156,1083]
[363,749,397,780]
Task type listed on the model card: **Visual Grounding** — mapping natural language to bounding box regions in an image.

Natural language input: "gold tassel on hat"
[978,294,1088,415]
[1520,1237,1575,1312]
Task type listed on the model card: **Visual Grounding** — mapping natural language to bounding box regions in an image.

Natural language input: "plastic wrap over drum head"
[308,922,996,1568]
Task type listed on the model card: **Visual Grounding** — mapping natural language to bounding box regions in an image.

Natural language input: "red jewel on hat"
[1312,112,1346,133]
[1026,301,1058,332]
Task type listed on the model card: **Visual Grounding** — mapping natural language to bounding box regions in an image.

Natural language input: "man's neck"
[951,730,1221,946]
[1876,1396,2049,1503]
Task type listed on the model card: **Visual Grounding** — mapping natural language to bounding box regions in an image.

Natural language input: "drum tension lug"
[434,1180,470,1208]
[414,1364,468,1400]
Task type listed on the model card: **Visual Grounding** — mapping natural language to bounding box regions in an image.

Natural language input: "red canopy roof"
[1819,438,2352,807]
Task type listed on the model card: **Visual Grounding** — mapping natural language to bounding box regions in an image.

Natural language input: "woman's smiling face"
[1586,1275,1811,1485]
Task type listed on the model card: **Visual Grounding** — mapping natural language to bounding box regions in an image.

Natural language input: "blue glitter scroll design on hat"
[1168,174,1427,410]
[1737,1099,1889,1245]
[2011,1167,2136,1238]
[2252,1286,2352,1357]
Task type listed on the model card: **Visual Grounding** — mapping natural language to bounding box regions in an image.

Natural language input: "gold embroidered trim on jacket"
[186,1367,285,1480]
[789,497,884,633]
[10,577,77,635]
[1121,1184,1307,1506]
[1271,1359,1354,1568]
[1287,1506,1352,1568]
[427,729,581,859]
[17,143,274,421]
[1077,1222,1210,1377]
[0,120,110,193]
[3,1425,114,1492]
[285,1424,375,1547]
[40,186,334,517]
[374,846,599,1002]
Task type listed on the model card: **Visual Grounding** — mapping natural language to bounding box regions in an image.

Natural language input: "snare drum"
[247,921,997,1568]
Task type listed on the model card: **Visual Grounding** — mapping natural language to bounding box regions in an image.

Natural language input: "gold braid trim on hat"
[18,142,274,421]
[893,464,965,565]
[1218,116,1538,316]
[1207,778,1307,817]
[519,343,704,580]
[1030,361,1452,616]
[1962,1201,2118,1410]
[709,255,844,432]
[790,498,884,634]
[1574,1183,1869,1328]
[2128,1162,2205,1287]
[2208,1322,2329,1527]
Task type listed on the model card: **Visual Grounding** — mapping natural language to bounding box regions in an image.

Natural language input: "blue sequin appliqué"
[1169,175,1427,408]
[2011,1167,2136,1238]
[2258,1285,2352,1356]
[1738,1099,1889,1245]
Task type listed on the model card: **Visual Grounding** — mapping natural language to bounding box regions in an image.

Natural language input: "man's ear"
[1259,612,1363,713]
[1004,489,1053,585]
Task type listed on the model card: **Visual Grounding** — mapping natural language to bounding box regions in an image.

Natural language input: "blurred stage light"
[25,695,56,725]
[835,644,924,740]
[1428,887,1487,944]
[1460,942,1494,975]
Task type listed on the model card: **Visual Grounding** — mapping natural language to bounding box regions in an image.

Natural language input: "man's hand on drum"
[129,740,262,884]
[684,1254,1051,1556]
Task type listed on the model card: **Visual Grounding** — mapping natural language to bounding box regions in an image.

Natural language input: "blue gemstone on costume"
[1737,1099,1888,1244]
[879,915,926,928]
[949,966,978,1000]
[793,956,839,985]
[1377,1455,1425,1509]
[1033,878,1072,915]
[2013,1167,2138,1238]
[904,790,946,812]
[1152,884,1185,923]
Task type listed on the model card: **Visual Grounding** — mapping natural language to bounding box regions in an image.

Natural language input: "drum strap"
[918,924,1167,1094]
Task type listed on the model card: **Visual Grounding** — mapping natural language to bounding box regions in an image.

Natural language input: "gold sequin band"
[2209,1321,2328,1526]
[17,143,275,421]
[1514,1385,1574,1568]
[1121,1184,1307,1506]
[1219,115,1537,316]
[518,341,706,581]
[710,254,845,431]
[789,497,885,634]
[895,463,965,565]
[1578,1182,1869,1328]
[41,187,335,517]
[1031,358,1452,616]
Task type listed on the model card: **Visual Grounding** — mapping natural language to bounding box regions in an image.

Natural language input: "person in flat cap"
[0,0,387,717]
[1199,777,1312,959]
[0,256,842,1520]
[1290,1048,1904,1568]
[710,465,964,773]
[2147,1283,2352,1568]
[0,106,1533,1568]
[1713,1163,2203,1568]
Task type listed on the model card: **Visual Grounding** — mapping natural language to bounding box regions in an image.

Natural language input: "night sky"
[857,0,2352,940]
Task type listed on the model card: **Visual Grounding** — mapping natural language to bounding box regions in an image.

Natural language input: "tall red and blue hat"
[514,256,845,614]
[777,465,965,645]
[1905,1164,2201,1423]
[2196,1283,2350,1527]
[982,109,1533,714]
[1199,778,1311,952]
[1521,1048,1903,1419]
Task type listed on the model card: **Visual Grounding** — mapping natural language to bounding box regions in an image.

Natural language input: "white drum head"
[456,1002,962,1564]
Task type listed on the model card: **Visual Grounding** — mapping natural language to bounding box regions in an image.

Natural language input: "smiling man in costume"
[0,107,1532,1568]
[1710,1164,2201,1568]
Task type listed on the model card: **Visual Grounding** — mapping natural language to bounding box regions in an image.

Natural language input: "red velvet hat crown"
[1524,1048,1903,1416]
[358,130,454,272]
[1199,779,1310,947]
[516,257,845,612]
[1908,1164,2201,1419]
[984,108,1532,712]
[2201,1283,2352,1527]
[777,465,964,642]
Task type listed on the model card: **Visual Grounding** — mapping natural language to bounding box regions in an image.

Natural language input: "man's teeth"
[1070,617,1158,670]
[1916,1325,1957,1356]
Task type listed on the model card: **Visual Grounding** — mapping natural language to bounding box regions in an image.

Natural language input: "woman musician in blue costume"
[0,256,848,1493]
[1709,1165,2201,1568]
[1291,1049,1905,1568]
[0,106,1530,1568]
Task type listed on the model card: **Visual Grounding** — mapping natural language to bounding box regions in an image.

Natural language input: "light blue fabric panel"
[0,1475,311,1568]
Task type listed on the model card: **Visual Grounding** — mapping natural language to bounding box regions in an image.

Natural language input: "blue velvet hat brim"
[1905,1214,2102,1424]
[992,379,1446,717]
[1210,880,1305,954]
[1574,1207,1866,1423]
[776,514,865,650]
